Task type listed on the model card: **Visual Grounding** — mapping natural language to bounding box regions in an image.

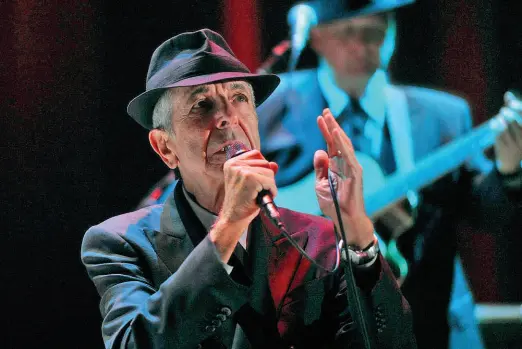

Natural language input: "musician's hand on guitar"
[494,119,522,175]
[314,108,374,249]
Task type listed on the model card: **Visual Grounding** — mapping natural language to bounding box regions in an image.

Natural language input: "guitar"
[274,91,522,283]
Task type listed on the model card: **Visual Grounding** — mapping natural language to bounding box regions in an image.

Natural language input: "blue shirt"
[317,58,388,159]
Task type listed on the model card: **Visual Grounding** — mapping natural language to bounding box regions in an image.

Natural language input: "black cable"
[270,207,341,274]
[328,169,372,349]
[267,164,372,348]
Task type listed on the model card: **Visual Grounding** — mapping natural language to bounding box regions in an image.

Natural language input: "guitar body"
[272,94,522,283]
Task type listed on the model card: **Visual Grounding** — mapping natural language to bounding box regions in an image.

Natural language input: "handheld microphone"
[287,3,318,71]
[224,141,284,229]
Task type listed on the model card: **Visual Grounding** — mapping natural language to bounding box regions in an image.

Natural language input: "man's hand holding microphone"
[209,147,278,264]
[210,107,375,264]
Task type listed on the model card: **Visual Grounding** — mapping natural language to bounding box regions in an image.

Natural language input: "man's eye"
[193,99,212,111]
[234,94,248,103]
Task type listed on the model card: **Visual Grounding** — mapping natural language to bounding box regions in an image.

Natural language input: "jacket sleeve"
[322,256,417,349]
[457,101,522,227]
[81,226,249,349]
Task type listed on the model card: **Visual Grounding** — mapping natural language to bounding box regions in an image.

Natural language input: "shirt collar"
[182,186,249,249]
[317,58,388,127]
[182,186,218,232]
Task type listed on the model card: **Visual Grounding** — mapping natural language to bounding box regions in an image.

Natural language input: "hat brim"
[313,0,415,24]
[127,72,280,130]
[345,0,414,18]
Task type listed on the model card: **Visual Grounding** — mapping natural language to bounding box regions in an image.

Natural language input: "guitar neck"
[365,116,503,217]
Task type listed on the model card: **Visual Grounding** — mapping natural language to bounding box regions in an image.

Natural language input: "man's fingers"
[237,159,274,168]
[314,150,330,180]
[496,131,510,147]
[332,129,356,161]
[318,115,335,156]
[269,161,279,175]
[507,121,522,149]
[516,122,522,148]
[332,129,360,176]
[239,167,278,198]
[243,166,277,177]
[250,171,278,199]
[322,108,341,134]
[230,148,264,160]
[498,124,518,150]
[321,108,357,156]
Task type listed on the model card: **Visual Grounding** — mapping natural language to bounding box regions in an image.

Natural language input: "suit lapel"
[384,85,416,173]
[154,181,311,314]
[260,213,309,312]
[154,181,252,284]
[147,181,193,276]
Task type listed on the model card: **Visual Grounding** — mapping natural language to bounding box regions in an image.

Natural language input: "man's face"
[310,14,388,81]
[169,81,260,181]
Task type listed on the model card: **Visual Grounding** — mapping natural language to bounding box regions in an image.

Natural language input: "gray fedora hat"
[127,29,280,129]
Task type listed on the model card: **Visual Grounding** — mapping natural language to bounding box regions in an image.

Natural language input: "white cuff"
[222,261,234,274]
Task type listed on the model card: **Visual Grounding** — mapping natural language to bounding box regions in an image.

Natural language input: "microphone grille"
[224,141,249,160]
[287,3,318,26]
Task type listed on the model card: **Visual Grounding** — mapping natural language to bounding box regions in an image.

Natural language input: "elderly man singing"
[81,29,416,349]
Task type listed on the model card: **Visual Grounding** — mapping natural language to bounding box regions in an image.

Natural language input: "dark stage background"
[2,0,521,348]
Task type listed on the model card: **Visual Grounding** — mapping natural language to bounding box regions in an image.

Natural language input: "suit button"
[220,307,232,316]
[212,319,222,328]
[205,325,216,333]
[215,314,227,321]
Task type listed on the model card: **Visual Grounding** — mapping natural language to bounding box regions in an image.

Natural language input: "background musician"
[255,0,522,348]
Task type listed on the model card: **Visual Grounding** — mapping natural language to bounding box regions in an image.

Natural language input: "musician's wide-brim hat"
[299,0,415,25]
[127,29,280,130]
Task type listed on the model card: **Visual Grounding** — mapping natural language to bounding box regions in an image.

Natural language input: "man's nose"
[344,38,367,57]
[215,105,239,129]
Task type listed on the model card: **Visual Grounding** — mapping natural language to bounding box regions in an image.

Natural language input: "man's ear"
[149,129,178,169]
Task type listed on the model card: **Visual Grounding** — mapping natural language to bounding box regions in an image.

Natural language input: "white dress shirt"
[183,186,247,274]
